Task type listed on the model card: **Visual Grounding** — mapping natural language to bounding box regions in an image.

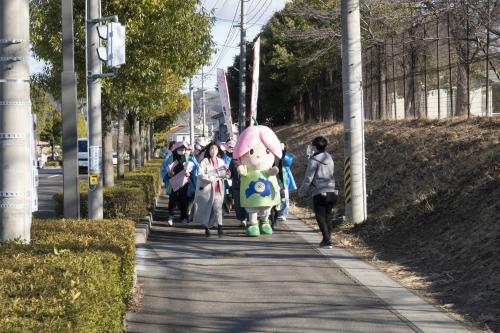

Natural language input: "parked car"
[78,138,88,173]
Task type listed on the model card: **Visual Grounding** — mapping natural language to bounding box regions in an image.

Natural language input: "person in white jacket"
[193,141,230,237]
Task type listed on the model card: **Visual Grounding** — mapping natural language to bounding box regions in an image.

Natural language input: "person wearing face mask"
[193,141,230,237]
[194,137,209,162]
[298,136,337,249]
[161,141,176,196]
[166,142,191,225]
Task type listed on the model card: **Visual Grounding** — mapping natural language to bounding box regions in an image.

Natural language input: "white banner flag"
[249,37,261,126]
[216,68,234,139]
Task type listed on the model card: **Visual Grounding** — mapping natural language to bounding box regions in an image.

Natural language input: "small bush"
[119,172,159,207]
[53,164,160,219]
[0,219,135,332]
[54,186,147,219]
[44,160,62,167]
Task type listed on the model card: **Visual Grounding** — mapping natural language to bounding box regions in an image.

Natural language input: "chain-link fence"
[363,11,500,120]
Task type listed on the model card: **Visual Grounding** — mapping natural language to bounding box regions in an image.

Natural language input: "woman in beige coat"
[193,142,230,237]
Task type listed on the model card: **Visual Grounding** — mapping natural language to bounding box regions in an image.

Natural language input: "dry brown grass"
[276,117,500,333]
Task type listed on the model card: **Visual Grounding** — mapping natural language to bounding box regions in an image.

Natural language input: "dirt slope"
[275,118,500,332]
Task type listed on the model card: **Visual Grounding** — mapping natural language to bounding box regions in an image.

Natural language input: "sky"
[192,0,289,90]
[30,0,289,90]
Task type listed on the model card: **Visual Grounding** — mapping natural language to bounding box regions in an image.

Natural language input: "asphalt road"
[34,168,86,219]
[125,214,418,333]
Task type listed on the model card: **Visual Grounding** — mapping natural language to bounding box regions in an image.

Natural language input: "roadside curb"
[284,215,472,333]
[135,212,153,245]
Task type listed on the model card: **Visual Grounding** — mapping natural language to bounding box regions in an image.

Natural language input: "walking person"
[298,136,337,249]
[276,143,297,222]
[167,142,191,226]
[222,139,236,212]
[185,144,199,223]
[228,149,248,228]
[161,141,176,195]
[193,141,230,237]
[194,137,209,163]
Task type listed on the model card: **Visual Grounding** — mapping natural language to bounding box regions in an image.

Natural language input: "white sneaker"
[240,219,247,228]
[167,217,173,226]
[277,216,287,221]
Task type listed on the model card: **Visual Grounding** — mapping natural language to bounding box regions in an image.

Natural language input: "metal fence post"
[436,17,441,119]
[448,13,454,117]
[370,47,374,120]
[466,10,470,118]
[486,0,490,116]
[392,36,397,119]
[402,32,406,119]
[384,41,389,119]
[424,23,428,118]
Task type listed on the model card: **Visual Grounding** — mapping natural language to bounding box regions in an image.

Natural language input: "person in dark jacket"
[228,155,248,227]
[298,136,337,248]
[167,142,191,225]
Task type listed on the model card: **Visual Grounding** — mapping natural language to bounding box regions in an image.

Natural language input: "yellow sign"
[89,174,99,186]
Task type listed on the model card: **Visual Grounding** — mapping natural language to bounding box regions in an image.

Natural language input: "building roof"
[171,125,202,136]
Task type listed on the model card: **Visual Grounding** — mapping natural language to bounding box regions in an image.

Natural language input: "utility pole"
[62,0,80,219]
[201,68,206,137]
[341,0,367,224]
[238,0,247,134]
[86,0,103,219]
[0,0,32,241]
[189,78,194,144]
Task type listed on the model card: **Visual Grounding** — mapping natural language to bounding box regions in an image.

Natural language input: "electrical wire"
[247,0,273,30]
[207,1,241,75]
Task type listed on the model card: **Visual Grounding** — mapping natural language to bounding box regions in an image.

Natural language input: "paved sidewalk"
[125,212,469,333]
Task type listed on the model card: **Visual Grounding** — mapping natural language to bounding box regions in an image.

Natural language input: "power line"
[208,0,221,13]
[215,0,230,16]
[247,0,264,16]
[214,16,264,26]
[247,0,272,30]
[247,0,269,22]
[207,1,241,75]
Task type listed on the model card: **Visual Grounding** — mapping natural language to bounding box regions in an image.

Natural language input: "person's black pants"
[169,185,189,220]
[313,192,337,241]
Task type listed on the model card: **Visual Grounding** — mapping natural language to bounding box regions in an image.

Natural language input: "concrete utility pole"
[341,0,367,224]
[0,0,32,241]
[239,0,247,133]
[62,0,80,219]
[86,0,103,219]
[189,78,194,144]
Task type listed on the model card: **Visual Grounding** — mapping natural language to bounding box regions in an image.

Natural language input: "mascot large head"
[233,125,282,170]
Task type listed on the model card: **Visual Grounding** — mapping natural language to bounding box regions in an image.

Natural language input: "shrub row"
[54,161,161,219]
[0,219,135,332]
[44,160,62,167]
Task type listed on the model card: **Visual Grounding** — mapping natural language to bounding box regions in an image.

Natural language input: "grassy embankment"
[276,118,500,332]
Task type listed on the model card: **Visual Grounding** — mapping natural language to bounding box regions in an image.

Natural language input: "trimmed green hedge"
[45,160,62,167]
[0,219,135,332]
[54,162,161,219]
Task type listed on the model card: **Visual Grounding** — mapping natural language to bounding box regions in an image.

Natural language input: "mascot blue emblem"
[245,178,271,198]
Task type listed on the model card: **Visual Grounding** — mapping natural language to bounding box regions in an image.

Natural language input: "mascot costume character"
[233,125,282,237]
